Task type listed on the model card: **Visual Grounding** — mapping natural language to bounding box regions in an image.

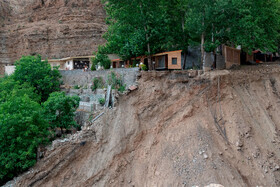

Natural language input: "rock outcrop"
[0,0,106,65]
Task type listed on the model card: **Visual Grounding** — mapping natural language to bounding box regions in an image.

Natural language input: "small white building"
[5,65,16,75]
[48,56,95,70]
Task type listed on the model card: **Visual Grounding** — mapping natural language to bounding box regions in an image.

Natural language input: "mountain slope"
[6,65,280,187]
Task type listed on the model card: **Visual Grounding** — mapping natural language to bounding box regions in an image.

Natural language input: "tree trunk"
[182,52,187,70]
[201,33,205,68]
[145,27,153,70]
[181,12,187,70]
[140,2,153,71]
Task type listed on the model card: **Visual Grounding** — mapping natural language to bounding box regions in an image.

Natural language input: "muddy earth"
[4,64,280,187]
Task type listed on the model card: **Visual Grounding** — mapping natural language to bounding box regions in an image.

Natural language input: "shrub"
[92,77,104,91]
[118,84,127,93]
[98,98,105,106]
[73,85,80,89]
[140,63,147,71]
[43,92,80,132]
[132,60,137,67]
[107,71,126,92]
[0,95,49,184]
[91,57,97,71]
[13,55,61,102]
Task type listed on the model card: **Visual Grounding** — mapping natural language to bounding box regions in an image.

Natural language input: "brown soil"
[6,64,280,187]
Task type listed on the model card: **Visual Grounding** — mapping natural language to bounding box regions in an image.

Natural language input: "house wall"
[112,61,122,68]
[246,54,254,62]
[5,65,16,75]
[65,60,74,70]
[167,51,182,69]
[50,61,65,70]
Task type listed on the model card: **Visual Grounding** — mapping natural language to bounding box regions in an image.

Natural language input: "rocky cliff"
[0,0,106,65]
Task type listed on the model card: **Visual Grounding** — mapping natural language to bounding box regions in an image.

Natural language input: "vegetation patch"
[0,55,80,185]
[92,77,105,91]
[107,71,126,93]
[98,97,105,106]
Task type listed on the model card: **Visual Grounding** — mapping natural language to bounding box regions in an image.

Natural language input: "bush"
[98,98,105,106]
[43,92,80,132]
[0,95,49,184]
[73,85,80,89]
[107,71,127,92]
[92,52,111,70]
[118,84,127,93]
[132,60,138,67]
[92,77,104,91]
[140,63,147,71]
[91,59,96,71]
[13,55,61,102]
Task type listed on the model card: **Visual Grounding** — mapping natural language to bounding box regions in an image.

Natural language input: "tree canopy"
[0,95,49,184]
[101,0,280,67]
[13,55,61,102]
[0,55,80,185]
[43,92,80,131]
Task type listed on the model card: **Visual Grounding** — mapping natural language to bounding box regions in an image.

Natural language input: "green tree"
[13,55,61,102]
[160,0,189,68]
[103,0,172,70]
[221,0,280,52]
[0,95,49,184]
[0,76,40,103]
[43,92,80,132]
[92,50,112,70]
[186,0,280,65]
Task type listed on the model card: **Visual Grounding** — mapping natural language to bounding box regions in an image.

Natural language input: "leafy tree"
[103,0,172,70]
[92,50,111,70]
[186,0,280,65]
[13,55,61,102]
[222,0,280,53]
[43,92,80,132]
[160,0,189,68]
[0,76,40,103]
[0,95,49,184]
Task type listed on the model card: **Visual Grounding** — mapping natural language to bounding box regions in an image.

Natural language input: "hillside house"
[111,50,200,70]
[48,56,94,70]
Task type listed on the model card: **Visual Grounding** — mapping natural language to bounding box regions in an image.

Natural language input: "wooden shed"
[111,50,186,70]
[152,50,183,70]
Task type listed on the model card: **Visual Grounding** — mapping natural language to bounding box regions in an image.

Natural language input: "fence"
[223,45,241,69]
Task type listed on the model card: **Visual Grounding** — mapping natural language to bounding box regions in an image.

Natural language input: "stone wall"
[60,68,139,88]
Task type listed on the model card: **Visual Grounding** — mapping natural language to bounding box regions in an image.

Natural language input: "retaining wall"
[60,68,139,87]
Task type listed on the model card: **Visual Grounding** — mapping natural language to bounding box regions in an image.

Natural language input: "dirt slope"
[7,64,280,187]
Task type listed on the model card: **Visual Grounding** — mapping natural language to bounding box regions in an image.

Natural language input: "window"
[172,58,177,65]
